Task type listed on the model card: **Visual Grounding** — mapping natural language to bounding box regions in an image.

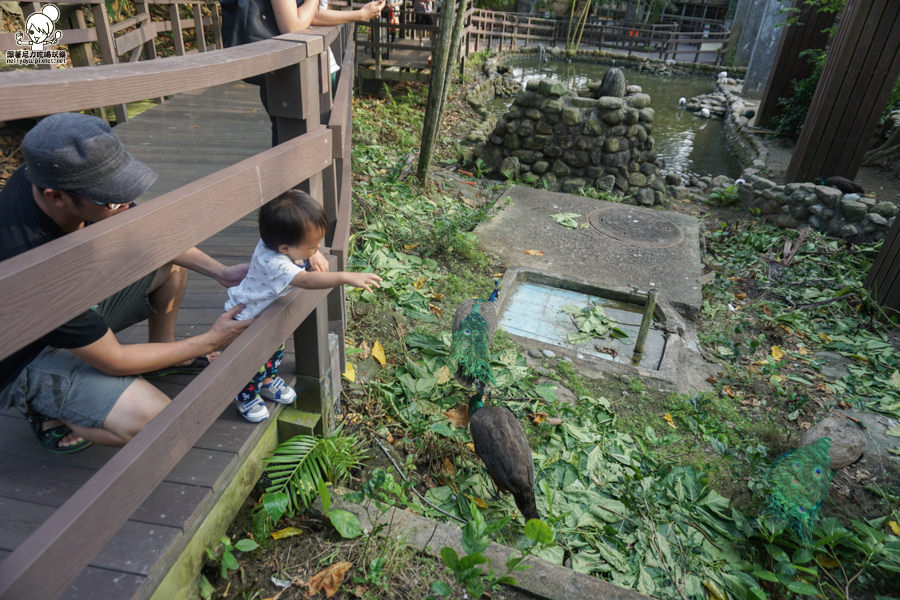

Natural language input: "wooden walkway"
[0,82,291,600]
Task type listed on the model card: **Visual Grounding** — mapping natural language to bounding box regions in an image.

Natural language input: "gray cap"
[22,113,157,205]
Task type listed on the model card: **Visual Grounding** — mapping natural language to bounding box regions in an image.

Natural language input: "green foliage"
[199,536,260,597]
[770,49,827,138]
[428,501,554,599]
[251,429,366,540]
[560,303,629,344]
[707,184,740,207]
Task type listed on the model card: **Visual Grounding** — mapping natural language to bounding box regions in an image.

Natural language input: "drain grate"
[588,206,684,248]
[499,282,665,370]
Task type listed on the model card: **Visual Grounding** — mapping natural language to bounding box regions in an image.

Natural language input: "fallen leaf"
[467,495,489,509]
[838,400,851,409]
[723,385,736,398]
[890,370,900,389]
[706,375,718,384]
[466,442,476,452]
[545,416,563,426]
[770,345,784,361]
[352,585,368,597]
[817,554,840,569]
[524,249,545,256]
[797,345,811,355]
[342,362,356,383]
[386,432,395,444]
[734,292,747,300]
[799,421,811,430]
[306,561,352,598]
[413,276,426,289]
[444,403,469,428]
[431,292,444,300]
[271,526,304,540]
[663,413,677,429]
[403,242,419,250]
[442,457,457,477]
[889,521,900,536]
[428,303,442,317]
[435,365,452,385]
[762,305,772,317]
[819,332,831,343]
[372,341,386,366]
[531,412,547,425]
[358,340,372,360]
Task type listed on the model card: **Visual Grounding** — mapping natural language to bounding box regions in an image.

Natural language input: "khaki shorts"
[1,271,157,428]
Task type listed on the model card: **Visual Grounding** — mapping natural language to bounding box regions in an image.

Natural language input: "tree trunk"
[416,0,458,183]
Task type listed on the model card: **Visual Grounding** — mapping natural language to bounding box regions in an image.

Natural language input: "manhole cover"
[588,206,684,247]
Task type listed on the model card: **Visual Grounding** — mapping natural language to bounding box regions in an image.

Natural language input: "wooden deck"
[0,82,293,600]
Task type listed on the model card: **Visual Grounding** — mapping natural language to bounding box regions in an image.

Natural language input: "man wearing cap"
[0,113,252,451]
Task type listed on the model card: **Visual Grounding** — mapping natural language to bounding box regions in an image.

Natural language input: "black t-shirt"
[0,166,110,397]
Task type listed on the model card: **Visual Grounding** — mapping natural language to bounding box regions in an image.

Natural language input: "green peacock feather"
[764,437,833,543]
[451,302,496,385]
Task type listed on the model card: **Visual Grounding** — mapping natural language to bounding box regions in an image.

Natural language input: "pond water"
[499,59,743,179]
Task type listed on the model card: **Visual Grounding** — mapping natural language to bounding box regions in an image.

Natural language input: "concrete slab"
[476,186,703,320]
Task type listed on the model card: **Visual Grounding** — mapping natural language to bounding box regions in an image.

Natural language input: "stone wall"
[472,69,667,206]
[738,169,897,243]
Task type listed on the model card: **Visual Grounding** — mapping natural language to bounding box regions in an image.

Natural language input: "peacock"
[450,281,539,522]
[764,437,833,543]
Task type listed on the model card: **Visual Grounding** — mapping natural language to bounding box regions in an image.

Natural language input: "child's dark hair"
[259,189,328,250]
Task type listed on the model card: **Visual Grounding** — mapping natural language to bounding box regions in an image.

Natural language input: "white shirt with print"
[225,239,306,321]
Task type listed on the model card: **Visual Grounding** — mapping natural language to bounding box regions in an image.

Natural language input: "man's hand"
[217,263,250,288]
[359,0,385,21]
[345,272,382,293]
[208,304,253,349]
[308,250,330,272]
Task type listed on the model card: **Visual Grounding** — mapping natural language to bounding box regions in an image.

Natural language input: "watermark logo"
[7,4,67,65]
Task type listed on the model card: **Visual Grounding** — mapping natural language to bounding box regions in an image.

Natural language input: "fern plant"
[252,428,366,540]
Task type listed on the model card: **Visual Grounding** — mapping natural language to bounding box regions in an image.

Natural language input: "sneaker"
[235,394,269,423]
[260,376,297,404]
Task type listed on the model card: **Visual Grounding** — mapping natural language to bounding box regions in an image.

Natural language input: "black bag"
[220,0,281,48]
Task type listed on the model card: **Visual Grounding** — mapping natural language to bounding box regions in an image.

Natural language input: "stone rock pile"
[472,68,667,206]
[684,92,728,118]
[738,168,897,243]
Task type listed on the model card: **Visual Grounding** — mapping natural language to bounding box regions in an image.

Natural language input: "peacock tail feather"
[451,302,496,385]
[764,437,833,543]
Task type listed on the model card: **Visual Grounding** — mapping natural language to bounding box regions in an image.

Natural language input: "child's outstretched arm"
[291,270,382,293]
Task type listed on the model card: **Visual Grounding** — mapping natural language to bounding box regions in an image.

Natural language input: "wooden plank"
[0,497,180,575]
[0,126,332,360]
[169,4,186,56]
[0,38,316,121]
[116,20,159,56]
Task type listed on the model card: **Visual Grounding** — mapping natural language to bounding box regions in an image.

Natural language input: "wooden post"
[169,4,187,56]
[416,0,457,182]
[211,0,223,49]
[865,217,900,315]
[91,2,128,123]
[192,3,207,52]
[785,0,900,182]
[756,0,835,127]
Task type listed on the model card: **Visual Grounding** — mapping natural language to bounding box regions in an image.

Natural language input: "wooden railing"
[0,23,354,600]
[466,10,729,64]
[1,0,222,120]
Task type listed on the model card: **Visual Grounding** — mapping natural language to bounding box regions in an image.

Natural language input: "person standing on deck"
[0,113,252,450]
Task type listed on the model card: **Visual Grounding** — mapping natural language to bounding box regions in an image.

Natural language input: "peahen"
[468,392,539,522]
[764,437,834,543]
[450,281,539,522]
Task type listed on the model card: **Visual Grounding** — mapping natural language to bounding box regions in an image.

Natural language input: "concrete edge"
[313,493,652,600]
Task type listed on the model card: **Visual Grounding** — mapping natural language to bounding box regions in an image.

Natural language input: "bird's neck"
[468,391,486,414]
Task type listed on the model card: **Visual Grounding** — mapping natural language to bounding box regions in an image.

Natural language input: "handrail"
[0,23,353,600]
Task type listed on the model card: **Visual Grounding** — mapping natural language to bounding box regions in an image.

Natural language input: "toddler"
[226,190,381,422]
